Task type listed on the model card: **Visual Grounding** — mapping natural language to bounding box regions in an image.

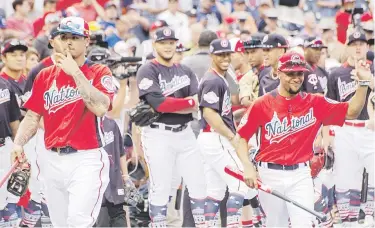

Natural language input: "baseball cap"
[150,20,168,32]
[1,39,28,55]
[209,39,234,54]
[48,26,59,49]
[153,27,178,42]
[198,30,218,47]
[265,8,278,19]
[243,35,264,49]
[186,9,197,17]
[347,29,367,45]
[362,21,374,33]
[57,16,90,37]
[261,34,289,49]
[229,38,245,52]
[176,42,190,52]
[278,51,308,73]
[318,18,335,31]
[304,37,327,48]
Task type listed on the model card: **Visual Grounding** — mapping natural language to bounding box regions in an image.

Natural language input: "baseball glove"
[310,151,325,178]
[7,167,30,197]
[124,178,143,207]
[129,100,161,127]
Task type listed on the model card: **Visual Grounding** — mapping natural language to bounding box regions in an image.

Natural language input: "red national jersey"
[24,62,115,150]
[237,90,349,165]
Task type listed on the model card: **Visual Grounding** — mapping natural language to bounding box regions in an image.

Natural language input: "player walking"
[234,51,372,227]
[0,77,21,227]
[326,29,374,226]
[197,38,248,227]
[10,16,114,227]
[136,27,206,227]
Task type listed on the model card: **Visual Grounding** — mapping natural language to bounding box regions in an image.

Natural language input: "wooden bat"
[224,166,327,222]
[361,168,369,203]
[0,160,20,188]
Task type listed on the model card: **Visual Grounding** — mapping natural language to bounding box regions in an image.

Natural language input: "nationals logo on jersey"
[43,80,83,114]
[0,88,10,104]
[158,74,190,95]
[265,108,316,143]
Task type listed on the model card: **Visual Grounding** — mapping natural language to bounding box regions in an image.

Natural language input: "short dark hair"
[198,30,218,47]
[12,0,25,11]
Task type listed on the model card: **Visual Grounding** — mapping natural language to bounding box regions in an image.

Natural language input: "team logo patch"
[221,40,229,47]
[262,35,269,44]
[163,28,172,36]
[221,90,232,116]
[308,74,318,87]
[139,78,154,90]
[101,75,116,93]
[203,91,219,104]
[353,32,361,39]
[264,108,316,144]
[324,97,339,104]
[0,88,10,104]
[103,131,114,145]
[291,54,302,64]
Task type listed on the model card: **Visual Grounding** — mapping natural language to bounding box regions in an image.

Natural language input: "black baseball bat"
[361,168,369,203]
[225,166,328,222]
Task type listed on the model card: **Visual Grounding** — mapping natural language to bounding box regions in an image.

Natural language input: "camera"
[89,30,108,49]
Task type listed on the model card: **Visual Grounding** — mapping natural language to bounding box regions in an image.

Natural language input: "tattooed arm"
[71,69,110,117]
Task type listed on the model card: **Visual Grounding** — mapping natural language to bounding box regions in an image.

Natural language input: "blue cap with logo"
[153,27,178,42]
[209,39,234,54]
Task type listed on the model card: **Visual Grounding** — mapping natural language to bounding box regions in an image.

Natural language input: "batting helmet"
[57,16,90,37]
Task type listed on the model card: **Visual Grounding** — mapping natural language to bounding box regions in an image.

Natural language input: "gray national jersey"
[198,70,236,133]
[326,62,374,120]
[102,116,126,206]
[136,59,199,125]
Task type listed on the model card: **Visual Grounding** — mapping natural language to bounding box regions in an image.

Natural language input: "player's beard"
[288,85,302,95]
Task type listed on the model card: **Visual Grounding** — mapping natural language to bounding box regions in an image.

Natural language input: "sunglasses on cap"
[285,71,304,76]
[8,39,27,46]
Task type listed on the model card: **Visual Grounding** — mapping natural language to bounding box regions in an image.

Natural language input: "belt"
[149,123,188,132]
[344,121,365,128]
[51,146,78,154]
[258,161,307,171]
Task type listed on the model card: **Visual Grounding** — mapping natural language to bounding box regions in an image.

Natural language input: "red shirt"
[24,62,115,150]
[335,11,351,44]
[237,90,348,165]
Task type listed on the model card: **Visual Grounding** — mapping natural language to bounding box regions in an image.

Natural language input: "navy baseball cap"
[261,34,289,49]
[1,39,28,55]
[244,35,263,49]
[47,26,59,49]
[209,39,234,54]
[304,37,327,48]
[347,29,368,45]
[153,27,178,42]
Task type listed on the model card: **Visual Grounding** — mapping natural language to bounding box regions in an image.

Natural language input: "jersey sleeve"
[237,99,263,141]
[136,64,162,97]
[93,65,116,111]
[199,79,222,112]
[316,96,349,126]
[326,72,338,101]
[23,70,45,115]
[8,88,21,122]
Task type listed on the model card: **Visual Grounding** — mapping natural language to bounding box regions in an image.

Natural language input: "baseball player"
[302,37,326,95]
[258,34,288,97]
[10,16,115,227]
[0,39,28,113]
[0,77,21,227]
[326,29,375,226]
[135,27,206,227]
[197,38,249,227]
[234,51,372,227]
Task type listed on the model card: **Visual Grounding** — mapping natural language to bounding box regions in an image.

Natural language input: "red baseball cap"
[229,38,245,53]
[278,52,308,72]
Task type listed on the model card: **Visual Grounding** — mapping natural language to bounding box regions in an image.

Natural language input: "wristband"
[358,80,371,86]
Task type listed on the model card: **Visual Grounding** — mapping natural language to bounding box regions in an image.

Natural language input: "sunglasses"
[285,71,304,77]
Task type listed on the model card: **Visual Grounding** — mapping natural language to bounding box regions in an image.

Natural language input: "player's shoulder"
[329,63,351,77]
[0,76,11,89]
[137,61,158,75]
[178,63,194,73]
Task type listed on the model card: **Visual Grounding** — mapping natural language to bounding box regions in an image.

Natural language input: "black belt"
[51,146,78,154]
[149,123,188,132]
[258,161,307,171]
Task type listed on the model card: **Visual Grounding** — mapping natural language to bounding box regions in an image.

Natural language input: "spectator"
[32,0,58,38]
[66,0,106,22]
[185,22,204,55]
[256,0,273,31]
[319,17,345,62]
[316,0,342,18]
[125,6,150,42]
[197,0,229,31]
[33,15,59,60]
[186,9,198,26]
[27,0,43,21]
[24,47,39,76]
[157,0,190,44]
[299,12,320,38]
[6,0,34,39]
[230,0,258,34]
[98,2,120,30]
[335,0,355,44]
[262,8,290,36]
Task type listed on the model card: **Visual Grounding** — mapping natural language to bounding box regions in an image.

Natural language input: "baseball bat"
[360,168,369,203]
[0,160,20,188]
[224,166,328,222]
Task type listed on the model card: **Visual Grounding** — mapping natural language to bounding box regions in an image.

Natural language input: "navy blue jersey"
[0,77,21,138]
[0,72,26,108]
[302,64,325,94]
[136,59,199,125]
[198,70,236,133]
[258,66,279,97]
[326,62,374,120]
